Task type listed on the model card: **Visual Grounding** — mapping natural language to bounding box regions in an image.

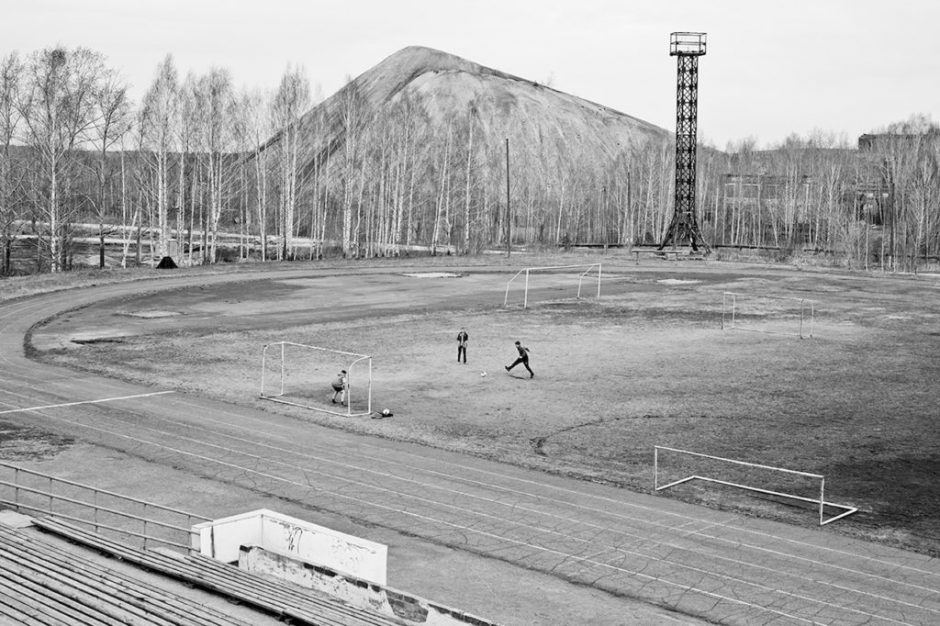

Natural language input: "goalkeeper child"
[331,370,348,404]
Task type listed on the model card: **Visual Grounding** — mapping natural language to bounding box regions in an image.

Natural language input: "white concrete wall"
[240,545,497,626]
[192,509,387,585]
[191,510,261,562]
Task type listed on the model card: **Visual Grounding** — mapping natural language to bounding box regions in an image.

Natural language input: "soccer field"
[28,255,940,555]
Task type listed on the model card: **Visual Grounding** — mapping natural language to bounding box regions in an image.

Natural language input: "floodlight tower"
[659,32,709,252]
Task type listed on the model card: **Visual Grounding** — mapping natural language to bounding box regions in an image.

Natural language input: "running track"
[1,266,938,625]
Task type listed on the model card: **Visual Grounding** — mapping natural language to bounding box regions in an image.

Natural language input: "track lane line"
[3,404,829,626]
[157,393,940,588]
[0,391,175,415]
[20,402,932,625]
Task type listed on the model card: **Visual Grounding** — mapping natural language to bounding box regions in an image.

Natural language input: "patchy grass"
[28,258,940,556]
[0,420,73,461]
[0,252,557,305]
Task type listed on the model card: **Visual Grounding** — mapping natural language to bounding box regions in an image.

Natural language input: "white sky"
[4,0,938,149]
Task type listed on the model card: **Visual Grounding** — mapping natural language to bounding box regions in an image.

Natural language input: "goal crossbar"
[721,291,816,338]
[503,263,602,309]
[654,446,857,526]
[260,341,373,418]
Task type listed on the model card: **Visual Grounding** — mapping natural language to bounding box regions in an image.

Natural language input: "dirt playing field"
[24,253,940,556]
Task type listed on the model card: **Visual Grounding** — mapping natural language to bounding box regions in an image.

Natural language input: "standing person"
[505,340,534,378]
[456,328,469,364]
[331,369,347,404]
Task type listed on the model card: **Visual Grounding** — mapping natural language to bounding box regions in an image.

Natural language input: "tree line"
[707,117,940,271]
[1,45,938,275]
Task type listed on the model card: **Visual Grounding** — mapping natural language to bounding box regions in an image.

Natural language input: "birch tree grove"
[871,117,940,270]
[17,47,105,271]
[0,52,21,274]
[3,44,940,276]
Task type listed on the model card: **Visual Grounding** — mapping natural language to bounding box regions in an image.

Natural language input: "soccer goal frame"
[260,342,373,418]
[721,291,816,338]
[653,446,857,526]
[503,263,602,309]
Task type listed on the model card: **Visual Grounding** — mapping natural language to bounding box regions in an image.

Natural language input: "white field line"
[5,376,936,622]
[0,391,175,415]
[153,391,940,596]
[165,392,940,587]
[147,407,937,622]
[31,393,934,625]
[17,405,822,626]
[5,375,935,604]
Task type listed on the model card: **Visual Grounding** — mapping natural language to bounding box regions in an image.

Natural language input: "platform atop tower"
[670,32,707,56]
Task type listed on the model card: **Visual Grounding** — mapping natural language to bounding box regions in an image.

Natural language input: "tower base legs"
[658,213,710,253]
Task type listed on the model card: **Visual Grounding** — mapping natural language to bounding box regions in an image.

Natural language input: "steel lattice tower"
[660,32,709,252]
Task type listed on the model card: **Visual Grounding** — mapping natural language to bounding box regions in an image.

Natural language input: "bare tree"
[118,130,136,268]
[17,46,105,272]
[193,68,239,263]
[337,79,368,257]
[88,68,132,268]
[240,88,273,260]
[0,52,22,274]
[139,55,179,263]
[177,73,199,264]
[271,65,310,260]
[462,104,478,254]
[430,120,452,255]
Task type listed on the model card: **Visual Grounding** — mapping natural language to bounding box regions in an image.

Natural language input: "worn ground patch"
[25,259,940,555]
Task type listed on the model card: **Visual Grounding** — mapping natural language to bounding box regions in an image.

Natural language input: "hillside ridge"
[329,45,666,136]
[278,44,671,178]
[379,45,662,130]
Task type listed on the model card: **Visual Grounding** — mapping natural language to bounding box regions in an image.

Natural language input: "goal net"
[721,291,816,338]
[503,263,602,309]
[654,446,857,525]
[260,342,373,417]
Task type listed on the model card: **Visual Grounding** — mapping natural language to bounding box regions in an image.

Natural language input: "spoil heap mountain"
[276,46,670,174]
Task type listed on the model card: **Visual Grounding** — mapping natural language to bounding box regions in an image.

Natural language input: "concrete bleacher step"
[0,522,254,626]
[31,516,405,626]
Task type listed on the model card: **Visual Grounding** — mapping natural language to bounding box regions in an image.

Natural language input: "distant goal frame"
[654,446,857,526]
[721,291,816,339]
[260,341,373,418]
[503,263,602,309]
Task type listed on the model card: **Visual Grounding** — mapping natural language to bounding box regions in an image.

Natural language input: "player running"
[505,341,534,378]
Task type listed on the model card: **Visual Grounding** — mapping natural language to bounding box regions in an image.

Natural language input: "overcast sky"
[4,0,937,149]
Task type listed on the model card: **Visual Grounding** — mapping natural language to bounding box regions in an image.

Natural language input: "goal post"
[260,342,373,418]
[653,446,857,526]
[504,263,602,309]
[721,291,816,338]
